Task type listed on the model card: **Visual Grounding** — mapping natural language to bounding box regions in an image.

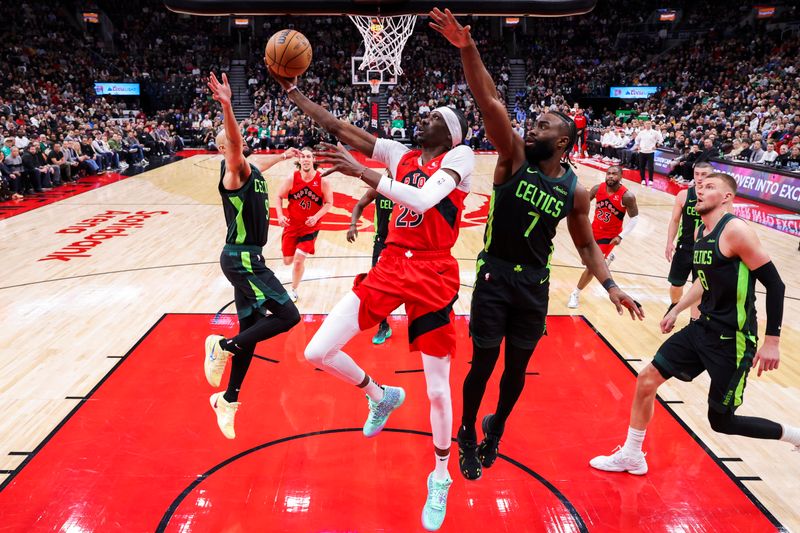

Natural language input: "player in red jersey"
[270,70,473,530]
[568,165,639,308]
[571,106,588,157]
[275,147,333,302]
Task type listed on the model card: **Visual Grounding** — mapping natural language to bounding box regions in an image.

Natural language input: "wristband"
[286,85,298,94]
[602,278,618,292]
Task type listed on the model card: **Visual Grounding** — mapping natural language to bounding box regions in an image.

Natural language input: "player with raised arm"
[203,72,301,439]
[270,66,474,530]
[429,8,644,482]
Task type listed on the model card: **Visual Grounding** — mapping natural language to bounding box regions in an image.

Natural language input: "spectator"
[634,120,662,186]
[0,150,23,199]
[778,145,800,171]
[21,145,45,192]
[749,140,765,164]
[47,143,73,183]
[762,142,779,166]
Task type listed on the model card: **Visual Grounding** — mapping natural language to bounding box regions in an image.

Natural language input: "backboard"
[164,0,597,17]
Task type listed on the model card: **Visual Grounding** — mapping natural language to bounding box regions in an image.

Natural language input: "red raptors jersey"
[592,182,628,239]
[386,150,467,251]
[573,113,587,130]
[287,170,324,233]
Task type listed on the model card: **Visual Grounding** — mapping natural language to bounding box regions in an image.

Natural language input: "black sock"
[461,343,501,429]
[220,338,244,356]
[458,424,477,442]
[224,346,254,403]
[222,303,300,403]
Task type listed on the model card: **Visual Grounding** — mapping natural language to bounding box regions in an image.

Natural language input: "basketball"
[265,29,312,78]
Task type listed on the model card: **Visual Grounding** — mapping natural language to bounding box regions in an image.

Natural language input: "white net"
[368,78,382,94]
[348,14,418,78]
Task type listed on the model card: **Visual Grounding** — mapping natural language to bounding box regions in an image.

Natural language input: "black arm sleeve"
[752,261,784,336]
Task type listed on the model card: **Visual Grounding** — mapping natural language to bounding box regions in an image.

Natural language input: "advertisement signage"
[94,83,140,96]
[711,160,800,212]
[609,86,659,99]
[654,149,681,175]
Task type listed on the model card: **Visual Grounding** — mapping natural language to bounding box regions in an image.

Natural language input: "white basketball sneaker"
[204,335,232,388]
[590,445,648,475]
[209,392,239,439]
[567,290,580,309]
[288,288,298,303]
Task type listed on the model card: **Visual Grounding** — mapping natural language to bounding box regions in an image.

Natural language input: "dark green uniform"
[219,161,289,319]
[654,213,757,412]
[372,194,394,266]
[471,162,577,349]
[668,186,701,287]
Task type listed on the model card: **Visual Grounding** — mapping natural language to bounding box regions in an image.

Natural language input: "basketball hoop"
[368,78,382,94]
[349,14,417,77]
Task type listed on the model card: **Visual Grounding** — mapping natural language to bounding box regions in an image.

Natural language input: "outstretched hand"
[314,142,365,178]
[608,287,645,320]
[428,8,473,49]
[207,72,232,106]
[282,147,302,160]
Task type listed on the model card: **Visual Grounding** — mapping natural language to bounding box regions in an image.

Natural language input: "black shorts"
[220,244,290,320]
[652,319,756,413]
[668,245,695,287]
[469,252,548,351]
[372,238,387,267]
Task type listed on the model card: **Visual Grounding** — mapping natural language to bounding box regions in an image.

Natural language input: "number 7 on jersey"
[524,211,541,238]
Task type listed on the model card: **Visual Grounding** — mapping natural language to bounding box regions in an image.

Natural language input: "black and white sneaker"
[478,414,503,468]
[457,425,482,480]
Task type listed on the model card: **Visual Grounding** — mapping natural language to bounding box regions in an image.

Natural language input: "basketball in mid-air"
[265,29,312,78]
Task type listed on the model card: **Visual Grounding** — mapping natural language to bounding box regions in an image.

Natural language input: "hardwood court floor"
[0,153,798,531]
[0,314,780,531]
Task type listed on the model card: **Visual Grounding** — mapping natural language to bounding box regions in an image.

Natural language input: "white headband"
[434,106,463,148]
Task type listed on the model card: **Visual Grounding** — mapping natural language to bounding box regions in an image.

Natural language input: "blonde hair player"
[591,172,799,475]
[203,72,302,439]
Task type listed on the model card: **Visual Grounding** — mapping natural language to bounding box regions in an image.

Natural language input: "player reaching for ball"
[203,71,301,440]
[267,39,474,529]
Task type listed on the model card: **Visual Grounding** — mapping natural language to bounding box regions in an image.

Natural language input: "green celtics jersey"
[677,186,701,247]
[219,161,270,247]
[374,193,394,242]
[483,162,577,268]
[694,213,757,336]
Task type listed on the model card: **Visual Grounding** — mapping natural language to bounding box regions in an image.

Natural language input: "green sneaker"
[372,323,392,345]
[421,472,453,531]
[363,385,405,437]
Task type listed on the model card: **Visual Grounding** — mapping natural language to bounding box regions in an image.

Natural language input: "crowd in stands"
[2,0,800,201]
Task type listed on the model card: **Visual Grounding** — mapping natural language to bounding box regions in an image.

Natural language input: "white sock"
[622,426,646,455]
[572,288,581,295]
[363,377,384,403]
[779,424,800,446]
[434,451,450,481]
